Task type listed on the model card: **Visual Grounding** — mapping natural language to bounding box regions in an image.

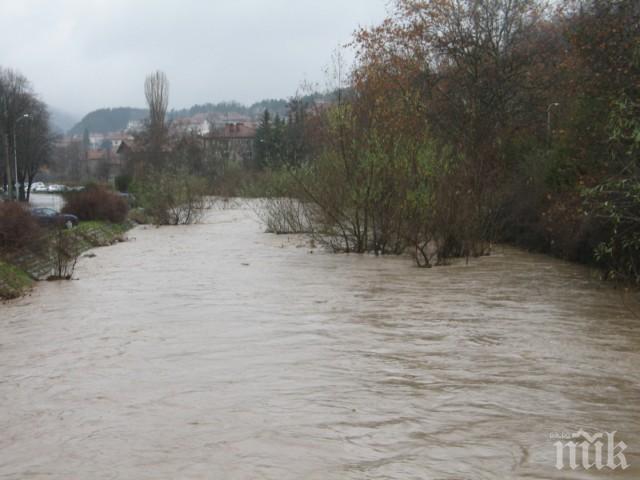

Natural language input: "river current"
[1,203,639,479]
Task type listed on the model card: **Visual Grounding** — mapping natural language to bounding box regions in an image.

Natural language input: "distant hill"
[69,107,148,135]
[168,95,336,121]
[168,99,289,120]
[70,94,337,135]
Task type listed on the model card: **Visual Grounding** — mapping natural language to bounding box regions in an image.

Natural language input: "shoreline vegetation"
[0,221,130,300]
[1,195,638,302]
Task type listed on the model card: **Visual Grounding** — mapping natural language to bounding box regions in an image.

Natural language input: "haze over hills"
[49,107,79,134]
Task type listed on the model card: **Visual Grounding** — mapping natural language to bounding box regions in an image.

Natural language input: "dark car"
[31,208,78,229]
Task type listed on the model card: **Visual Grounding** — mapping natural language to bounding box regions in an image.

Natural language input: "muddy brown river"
[1,203,639,479]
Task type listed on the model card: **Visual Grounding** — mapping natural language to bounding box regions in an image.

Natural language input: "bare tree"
[15,98,52,200]
[50,139,82,182]
[145,71,169,133]
[0,67,31,199]
[143,70,169,171]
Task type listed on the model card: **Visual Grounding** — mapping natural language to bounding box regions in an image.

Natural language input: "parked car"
[31,208,78,229]
[47,184,67,193]
[31,182,47,193]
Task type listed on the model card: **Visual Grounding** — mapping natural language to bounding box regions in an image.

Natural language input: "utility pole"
[14,113,30,200]
[547,102,560,148]
[4,131,10,199]
[2,100,12,200]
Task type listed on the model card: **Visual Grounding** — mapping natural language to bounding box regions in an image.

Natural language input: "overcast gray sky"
[0,0,389,117]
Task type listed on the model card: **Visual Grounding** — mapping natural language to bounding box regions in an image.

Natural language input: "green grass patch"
[0,221,132,299]
[0,260,33,300]
[75,221,130,237]
[76,220,128,234]
[72,221,131,249]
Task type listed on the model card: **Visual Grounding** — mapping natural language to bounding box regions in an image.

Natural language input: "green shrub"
[585,178,640,284]
[115,174,132,193]
[132,170,209,225]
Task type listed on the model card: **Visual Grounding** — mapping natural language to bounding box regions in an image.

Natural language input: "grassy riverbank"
[0,221,131,301]
[0,260,34,300]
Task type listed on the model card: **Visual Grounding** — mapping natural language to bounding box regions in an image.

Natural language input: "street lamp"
[13,113,30,200]
[1,101,10,199]
[547,102,560,147]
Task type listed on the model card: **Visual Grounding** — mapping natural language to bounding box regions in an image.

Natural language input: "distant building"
[203,122,257,173]
[171,114,211,136]
[105,132,132,151]
[126,120,145,133]
[116,121,257,178]
[86,147,124,181]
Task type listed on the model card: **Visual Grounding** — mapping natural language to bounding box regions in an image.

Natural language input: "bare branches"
[0,67,50,200]
[144,70,169,132]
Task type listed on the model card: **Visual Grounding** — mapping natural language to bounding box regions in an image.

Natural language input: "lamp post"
[2,100,11,199]
[14,113,30,200]
[547,102,560,147]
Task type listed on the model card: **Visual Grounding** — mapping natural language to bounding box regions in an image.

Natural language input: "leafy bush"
[211,165,254,198]
[62,186,129,223]
[237,167,295,198]
[0,201,43,252]
[132,170,209,225]
[585,178,640,284]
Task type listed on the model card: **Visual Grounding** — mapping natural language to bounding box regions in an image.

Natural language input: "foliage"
[210,165,256,198]
[246,166,314,234]
[0,66,52,200]
[289,0,639,275]
[37,0,639,282]
[0,201,42,252]
[145,71,169,136]
[272,0,552,262]
[585,179,640,283]
[254,99,314,169]
[115,174,132,193]
[256,197,313,235]
[0,260,33,299]
[49,229,79,280]
[132,170,209,225]
[62,186,129,223]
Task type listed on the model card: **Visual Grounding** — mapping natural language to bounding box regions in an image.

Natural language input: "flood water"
[1,203,639,479]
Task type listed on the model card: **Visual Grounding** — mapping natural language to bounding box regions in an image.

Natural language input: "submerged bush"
[49,229,80,280]
[133,170,209,225]
[256,197,313,234]
[245,167,314,234]
[62,186,129,223]
[261,132,494,266]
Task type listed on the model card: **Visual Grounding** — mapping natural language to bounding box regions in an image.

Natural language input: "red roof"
[208,123,256,139]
